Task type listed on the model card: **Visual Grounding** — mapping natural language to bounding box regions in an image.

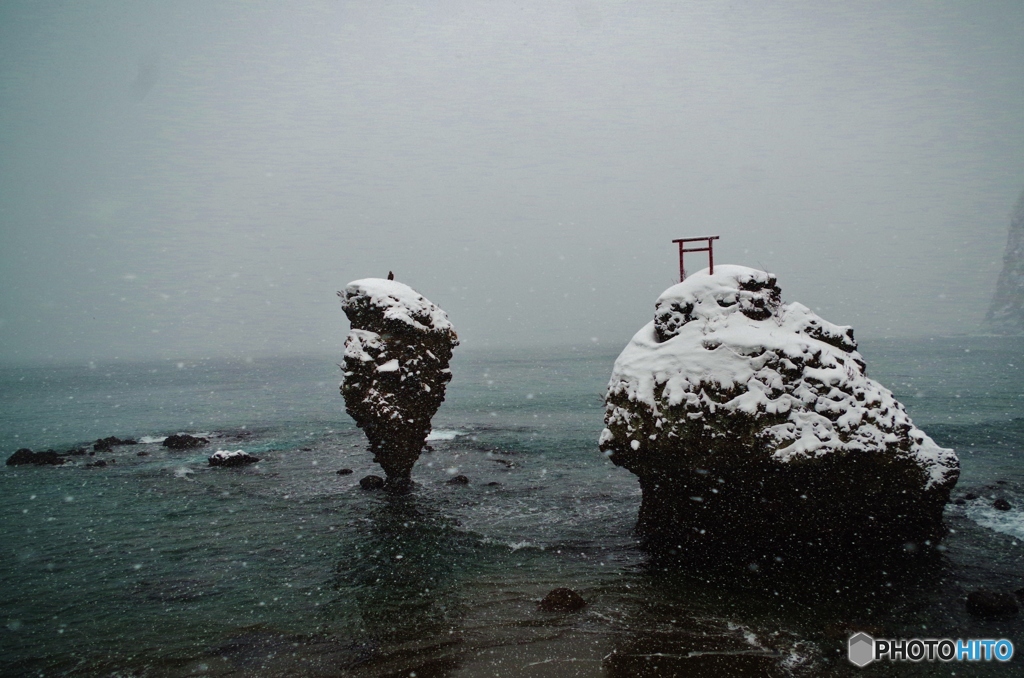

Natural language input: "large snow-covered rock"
[339,278,458,484]
[987,188,1024,333]
[600,265,959,561]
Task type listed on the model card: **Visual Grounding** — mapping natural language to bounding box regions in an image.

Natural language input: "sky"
[1,0,1022,364]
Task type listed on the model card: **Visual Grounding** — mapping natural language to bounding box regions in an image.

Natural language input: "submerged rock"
[163,434,209,450]
[208,450,260,467]
[359,474,386,490]
[447,475,470,485]
[538,588,587,612]
[600,265,959,562]
[987,187,1024,333]
[339,278,458,481]
[6,448,66,466]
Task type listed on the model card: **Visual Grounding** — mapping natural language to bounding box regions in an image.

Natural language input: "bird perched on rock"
[387,271,394,280]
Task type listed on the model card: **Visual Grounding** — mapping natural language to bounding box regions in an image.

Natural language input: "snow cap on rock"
[602,265,958,491]
[339,279,454,335]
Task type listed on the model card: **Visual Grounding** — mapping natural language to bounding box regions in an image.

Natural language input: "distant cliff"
[987,188,1024,333]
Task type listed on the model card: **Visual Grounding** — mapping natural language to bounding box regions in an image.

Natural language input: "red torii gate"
[672,236,719,282]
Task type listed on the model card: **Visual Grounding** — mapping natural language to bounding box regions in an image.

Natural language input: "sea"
[1,337,1023,677]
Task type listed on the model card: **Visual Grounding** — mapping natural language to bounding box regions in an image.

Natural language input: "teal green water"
[1,339,1023,676]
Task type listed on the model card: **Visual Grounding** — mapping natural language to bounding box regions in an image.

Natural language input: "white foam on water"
[426,429,464,441]
[507,540,536,552]
[479,537,542,552]
[173,467,195,480]
[964,503,1024,540]
[139,436,166,444]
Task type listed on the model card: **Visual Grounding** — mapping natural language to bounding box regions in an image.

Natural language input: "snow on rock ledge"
[339,278,458,485]
[600,265,959,561]
[340,279,454,336]
[208,449,260,467]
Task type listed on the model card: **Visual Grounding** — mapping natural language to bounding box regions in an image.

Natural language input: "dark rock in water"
[997,479,1009,485]
[338,278,458,481]
[64,448,87,456]
[964,492,979,501]
[360,474,385,490]
[601,266,959,563]
[384,477,415,494]
[994,498,1012,511]
[953,498,966,505]
[86,460,108,468]
[538,588,587,612]
[93,436,137,451]
[966,589,1019,619]
[987,187,1024,334]
[447,475,470,485]
[424,444,434,452]
[336,468,354,475]
[208,450,260,467]
[300,447,312,451]
[487,481,502,487]
[163,434,209,450]
[137,451,150,457]
[88,450,95,456]
[6,448,66,466]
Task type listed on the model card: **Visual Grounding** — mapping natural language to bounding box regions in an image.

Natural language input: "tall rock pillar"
[339,278,458,485]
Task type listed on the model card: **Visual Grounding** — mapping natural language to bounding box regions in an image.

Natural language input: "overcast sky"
[1,0,1022,364]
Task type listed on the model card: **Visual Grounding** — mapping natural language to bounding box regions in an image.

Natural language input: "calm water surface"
[1,338,1023,676]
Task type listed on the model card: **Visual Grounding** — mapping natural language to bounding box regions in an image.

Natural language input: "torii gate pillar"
[672,236,720,282]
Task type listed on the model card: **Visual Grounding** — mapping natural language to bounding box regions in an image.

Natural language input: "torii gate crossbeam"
[672,236,720,282]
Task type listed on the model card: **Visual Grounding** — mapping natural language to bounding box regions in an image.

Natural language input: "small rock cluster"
[94,436,136,451]
[6,448,67,466]
[164,434,209,450]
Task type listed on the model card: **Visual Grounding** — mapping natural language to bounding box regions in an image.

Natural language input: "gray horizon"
[2,1,1022,366]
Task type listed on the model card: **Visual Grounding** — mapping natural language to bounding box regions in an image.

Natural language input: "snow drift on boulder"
[600,265,959,562]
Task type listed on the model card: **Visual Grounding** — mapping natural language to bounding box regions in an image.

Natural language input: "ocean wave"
[964,502,1024,540]
[480,536,543,552]
[139,435,167,444]
[173,467,195,481]
[426,429,465,441]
